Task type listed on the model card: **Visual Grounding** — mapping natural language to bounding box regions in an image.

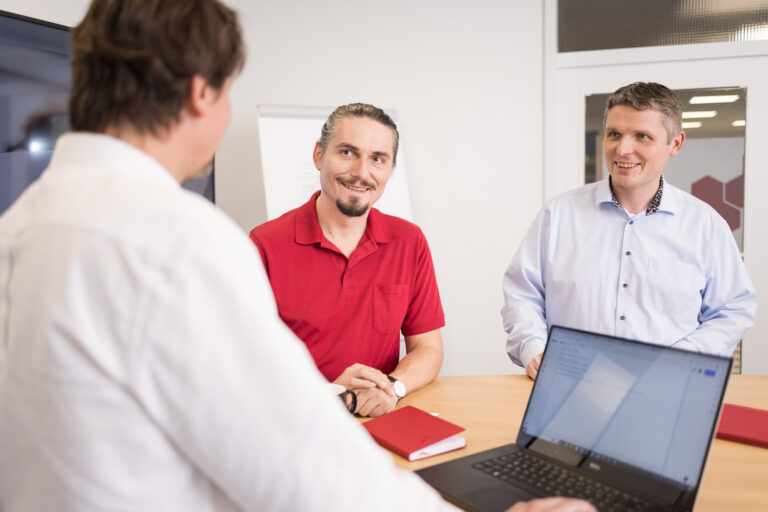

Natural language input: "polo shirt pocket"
[373,283,409,334]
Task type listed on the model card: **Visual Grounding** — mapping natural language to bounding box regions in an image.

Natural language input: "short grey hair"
[317,103,400,166]
[604,82,683,143]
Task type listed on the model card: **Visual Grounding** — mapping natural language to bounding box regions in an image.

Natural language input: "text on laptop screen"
[521,327,729,488]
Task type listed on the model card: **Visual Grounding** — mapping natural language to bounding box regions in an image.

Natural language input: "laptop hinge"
[527,438,585,467]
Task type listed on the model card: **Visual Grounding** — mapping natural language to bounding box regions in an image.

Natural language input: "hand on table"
[351,386,398,417]
[507,497,597,512]
[333,363,394,393]
[526,354,543,380]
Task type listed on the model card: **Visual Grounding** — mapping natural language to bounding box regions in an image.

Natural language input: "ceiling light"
[682,122,702,129]
[732,120,746,127]
[28,139,43,153]
[734,23,768,42]
[689,95,739,104]
[682,111,717,119]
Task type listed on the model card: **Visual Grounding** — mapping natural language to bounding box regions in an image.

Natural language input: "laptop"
[417,325,731,512]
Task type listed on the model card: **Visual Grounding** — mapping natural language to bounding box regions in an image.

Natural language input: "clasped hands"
[333,363,399,417]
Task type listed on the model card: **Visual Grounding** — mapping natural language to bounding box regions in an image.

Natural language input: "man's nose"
[350,156,372,179]
[617,136,634,155]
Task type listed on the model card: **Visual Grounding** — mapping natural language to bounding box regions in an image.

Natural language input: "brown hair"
[317,103,400,166]
[604,82,683,142]
[69,0,245,135]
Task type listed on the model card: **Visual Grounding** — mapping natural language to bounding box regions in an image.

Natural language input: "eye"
[340,149,353,156]
[606,131,620,139]
[637,133,650,141]
[373,156,385,164]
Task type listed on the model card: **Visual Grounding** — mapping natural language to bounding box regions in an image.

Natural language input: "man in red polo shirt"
[249,103,444,417]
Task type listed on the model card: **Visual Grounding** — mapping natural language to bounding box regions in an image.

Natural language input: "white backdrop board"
[255,105,413,221]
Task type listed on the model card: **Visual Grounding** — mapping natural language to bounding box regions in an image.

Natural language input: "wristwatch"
[387,375,406,400]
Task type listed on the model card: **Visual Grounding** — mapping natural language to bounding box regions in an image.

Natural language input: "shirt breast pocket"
[372,283,410,334]
[646,257,704,324]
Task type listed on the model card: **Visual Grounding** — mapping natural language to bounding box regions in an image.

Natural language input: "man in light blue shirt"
[502,82,757,379]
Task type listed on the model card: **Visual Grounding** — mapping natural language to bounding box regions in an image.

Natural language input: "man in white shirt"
[0,1,595,511]
[0,1,447,510]
[502,82,757,379]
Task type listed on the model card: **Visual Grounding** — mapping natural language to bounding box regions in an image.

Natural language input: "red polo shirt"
[249,191,445,381]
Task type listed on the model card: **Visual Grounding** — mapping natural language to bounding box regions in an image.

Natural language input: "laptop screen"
[519,326,730,490]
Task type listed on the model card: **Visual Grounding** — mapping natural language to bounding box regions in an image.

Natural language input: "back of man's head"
[317,103,400,166]
[69,0,245,136]
[604,82,683,142]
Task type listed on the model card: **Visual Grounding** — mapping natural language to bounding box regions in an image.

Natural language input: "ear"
[312,141,323,170]
[669,130,685,156]
[186,75,216,118]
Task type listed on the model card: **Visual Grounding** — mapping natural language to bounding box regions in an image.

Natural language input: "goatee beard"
[336,197,369,217]
[335,177,375,217]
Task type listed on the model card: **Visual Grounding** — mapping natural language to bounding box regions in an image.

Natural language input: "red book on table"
[716,403,768,449]
[363,405,466,461]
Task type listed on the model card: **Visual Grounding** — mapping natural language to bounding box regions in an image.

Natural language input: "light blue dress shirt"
[502,178,757,368]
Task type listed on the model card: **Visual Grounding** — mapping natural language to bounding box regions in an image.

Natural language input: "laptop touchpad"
[463,484,540,512]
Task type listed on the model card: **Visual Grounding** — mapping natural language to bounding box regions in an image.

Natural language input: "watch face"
[393,379,406,398]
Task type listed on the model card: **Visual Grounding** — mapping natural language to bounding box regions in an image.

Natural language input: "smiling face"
[314,116,395,218]
[603,105,684,202]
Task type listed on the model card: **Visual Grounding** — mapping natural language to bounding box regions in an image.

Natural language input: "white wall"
[5,0,545,376]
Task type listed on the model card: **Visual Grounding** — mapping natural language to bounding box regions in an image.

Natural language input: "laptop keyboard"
[472,451,659,512]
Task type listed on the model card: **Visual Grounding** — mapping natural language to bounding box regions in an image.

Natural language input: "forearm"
[675,265,757,356]
[391,330,443,394]
[675,220,758,356]
[501,209,550,368]
[675,306,756,356]
[502,300,548,368]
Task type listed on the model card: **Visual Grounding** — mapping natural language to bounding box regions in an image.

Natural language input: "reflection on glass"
[540,353,636,449]
[0,13,71,216]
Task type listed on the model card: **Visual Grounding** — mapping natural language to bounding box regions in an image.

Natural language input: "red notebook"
[716,403,768,449]
[363,405,466,461]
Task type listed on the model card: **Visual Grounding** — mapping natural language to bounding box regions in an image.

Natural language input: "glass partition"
[559,0,768,52]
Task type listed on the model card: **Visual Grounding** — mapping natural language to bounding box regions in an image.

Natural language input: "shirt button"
[629,220,634,225]
[620,315,626,320]
[622,283,628,288]
[625,251,631,256]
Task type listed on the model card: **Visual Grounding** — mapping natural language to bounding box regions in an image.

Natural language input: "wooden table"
[375,374,768,511]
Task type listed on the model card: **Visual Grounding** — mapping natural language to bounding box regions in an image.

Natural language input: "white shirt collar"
[593,175,678,215]
[47,132,179,189]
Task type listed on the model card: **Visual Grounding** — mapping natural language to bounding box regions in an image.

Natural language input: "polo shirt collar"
[295,191,324,245]
[365,207,395,243]
[294,191,396,246]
